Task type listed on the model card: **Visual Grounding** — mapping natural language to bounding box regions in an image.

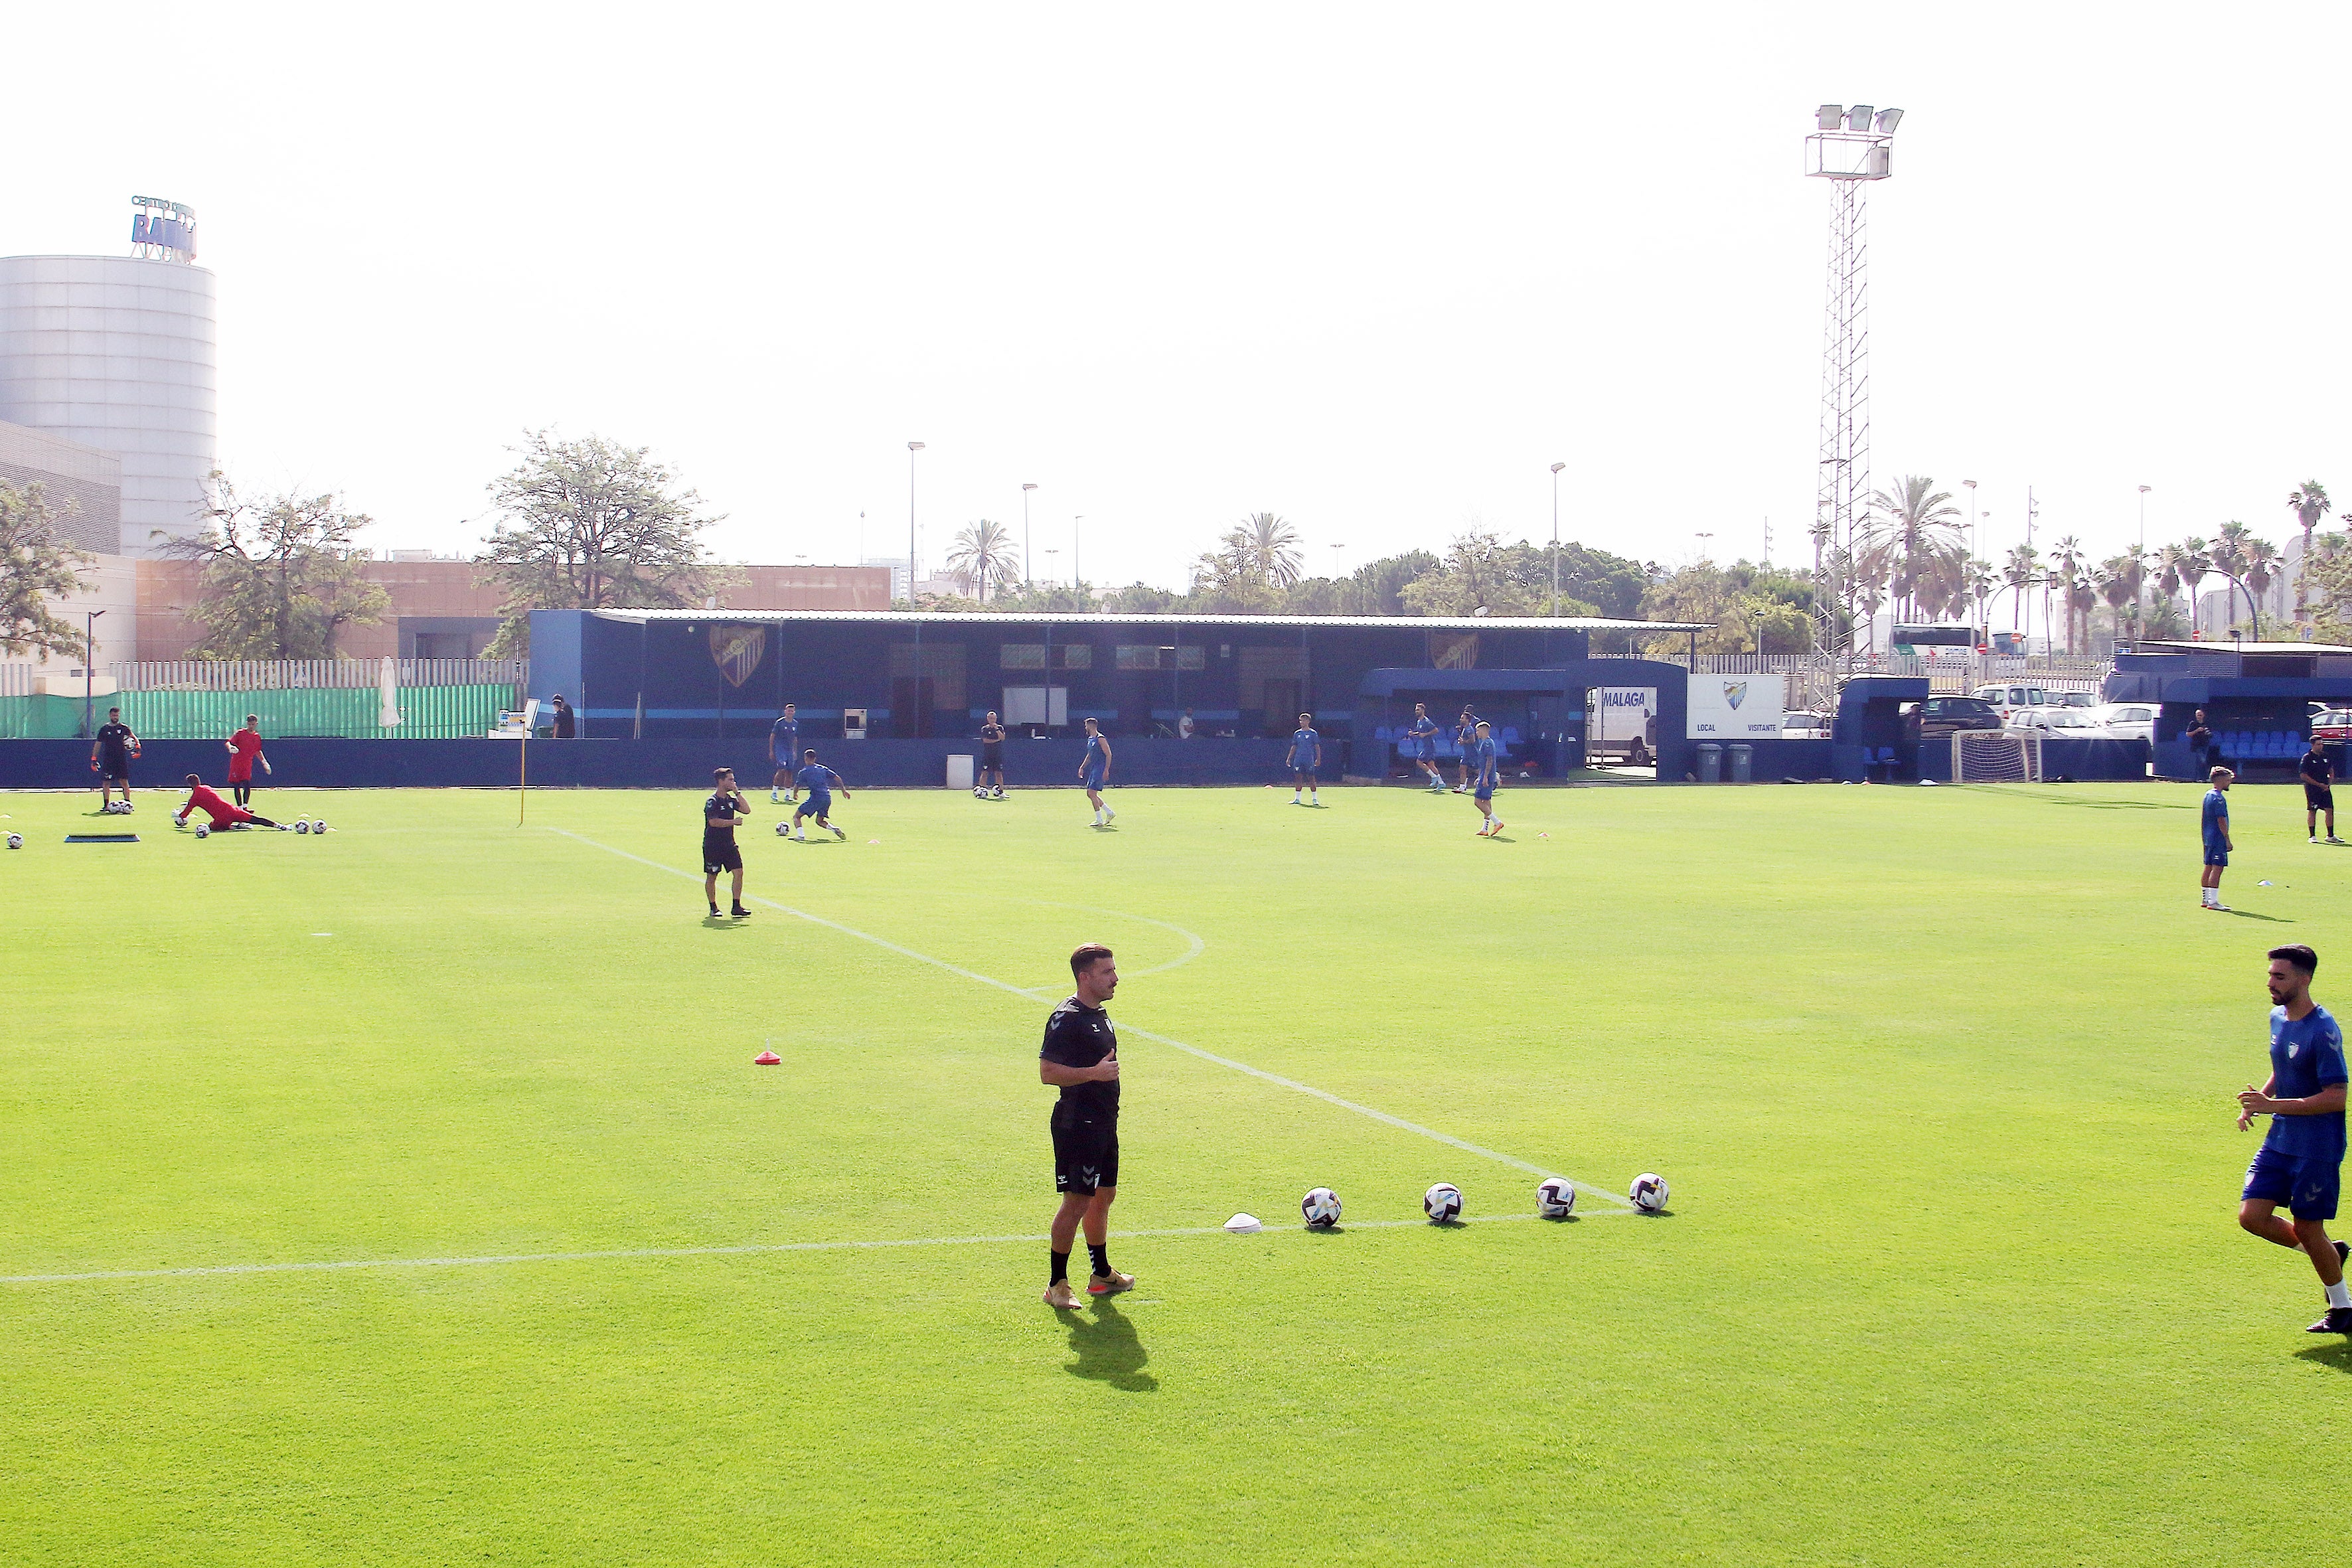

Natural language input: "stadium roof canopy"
[588,607,1711,634]
[2124,639,2352,657]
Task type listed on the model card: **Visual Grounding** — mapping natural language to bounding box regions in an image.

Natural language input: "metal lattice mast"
[1806,104,1901,661]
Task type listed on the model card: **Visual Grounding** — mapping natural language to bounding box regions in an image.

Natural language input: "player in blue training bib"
[770,704,801,803]
[1406,702,1445,791]
[1287,712,1322,807]
[2201,766,2234,911]
[788,747,850,840]
[1470,719,1504,837]
[2237,943,2352,1335]
[1079,718,1115,827]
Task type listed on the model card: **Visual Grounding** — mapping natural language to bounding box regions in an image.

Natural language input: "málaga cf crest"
[710,625,767,688]
[1722,681,1748,710]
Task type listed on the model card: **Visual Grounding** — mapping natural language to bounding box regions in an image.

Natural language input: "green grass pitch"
[2,778,2344,1564]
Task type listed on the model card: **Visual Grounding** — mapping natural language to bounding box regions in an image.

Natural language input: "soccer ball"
[294,819,310,834]
[193,824,208,840]
[1535,1176,1577,1218]
[1300,1187,1342,1229]
[4,832,19,849]
[311,819,327,834]
[1423,1182,1462,1223]
[1630,1173,1670,1213]
[775,820,791,836]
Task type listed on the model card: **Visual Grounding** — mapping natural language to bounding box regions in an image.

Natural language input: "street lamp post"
[1073,516,1084,595]
[1022,483,1038,590]
[905,441,925,607]
[1329,542,1347,613]
[2136,483,2152,639]
[1549,461,1567,617]
[82,609,104,739]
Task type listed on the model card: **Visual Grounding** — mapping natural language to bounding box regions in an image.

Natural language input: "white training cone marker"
[1223,1214,1263,1233]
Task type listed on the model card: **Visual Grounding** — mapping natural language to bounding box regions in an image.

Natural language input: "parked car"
[2313,708,2352,745]
[1909,696,2003,736]
[1782,710,1830,740]
[2095,703,2158,744]
[2009,706,2104,736]
[1972,683,2052,723]
[2052,691,2100,709]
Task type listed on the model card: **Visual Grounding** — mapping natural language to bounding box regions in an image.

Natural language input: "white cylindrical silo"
[0,255,218,556]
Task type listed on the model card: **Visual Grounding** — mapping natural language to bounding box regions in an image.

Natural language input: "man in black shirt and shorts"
[2302,738,2344,845]
[977,710,1006,799]
[1038,942,1134,1308]
[90,707,139,814]
[702,767,752,919]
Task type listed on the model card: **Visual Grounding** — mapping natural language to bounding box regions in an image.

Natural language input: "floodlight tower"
[1807,103,1903,658]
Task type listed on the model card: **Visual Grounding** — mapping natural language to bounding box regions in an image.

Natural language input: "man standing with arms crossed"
[226,714,268,809]
[2301,735,2343,845]
[2201,765,2233,911]
[1038,943,1134,1310]
[2236,944,2352,1334]
[769,703,801,804]
[703,767,753,919]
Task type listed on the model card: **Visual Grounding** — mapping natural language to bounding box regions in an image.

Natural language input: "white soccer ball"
[1300,1187,1342,1229]
[311,819,326,834]
[5,832,19,849]
[193,824,208,840]
[1423,1182,1462,1223]
[775,820,790,836]
[1630,1172,1670,1213]
[294,819,310,834]
[1536,1177,1578,1218]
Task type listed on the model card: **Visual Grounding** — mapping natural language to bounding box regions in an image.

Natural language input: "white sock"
[2203,890,2217,905]
[2329,1279,2350,1310]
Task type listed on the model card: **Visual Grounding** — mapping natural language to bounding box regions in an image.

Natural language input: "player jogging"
[1038,942,1133,1309]
[789,749,850,840]
[703,767,752,919]
[2302,738,2343,845]
[226,715,268,807]
[1452,708,1479,793]
[174,774,284,831]
[2201,766,2234,911]
[1080,718,1115,826]
[1471,718,1504,837]
[91,706,139,813]
[1287,712,1322,806]
[770,704,801,803]
[1407,702,1445,790]
[2235,944,2352,1334]
[978,711,1006,799]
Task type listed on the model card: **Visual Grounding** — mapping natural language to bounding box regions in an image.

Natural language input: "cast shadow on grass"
[2225,910,2295,923]
[2294,1341,2352,1374]
[1064,1300,1156,1392]
[701,915,753,931]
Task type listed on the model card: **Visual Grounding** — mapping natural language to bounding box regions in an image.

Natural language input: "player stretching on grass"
[2202,766,2234,911]
[1040,942,1133,1309]
[789,749,850,840]
[92,707,139,813]
[769,704,801,803]
[1407,702,1445,790]
[1471,718,1504,836]
[1452,708,1478,793]
[174,774,284,831]
[2236,944,2352,1334]
[704,767,752,919]
[978,711,1006,799]
[226,714,269,807]
[2302,738,2343,845]
[1287,712,1322,806]
[1081,718,1115,826]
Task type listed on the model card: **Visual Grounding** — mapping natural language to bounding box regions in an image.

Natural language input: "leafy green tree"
[475,431,730,655]
[158,477,391,659]
[1637,560,1820,655]
[1401,532,1542,617]
[0,479,97,661]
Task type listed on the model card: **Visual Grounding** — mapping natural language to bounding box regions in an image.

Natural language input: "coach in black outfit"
[2303,738,2343,844]
[702,767,751,919]
[1038,942,1135,1309]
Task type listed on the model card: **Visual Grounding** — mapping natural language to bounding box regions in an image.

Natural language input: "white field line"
[1,1211,1638,1287]
[548,827,1632,1210]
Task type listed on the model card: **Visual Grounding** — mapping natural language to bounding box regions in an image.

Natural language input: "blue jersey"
[1475,737,1499,786]
[1454,723,1478,755]
[2264,1005,2349,1161]
[1289,728,1319,768]
[2201,787,2230,844]
[771,716,800,760]
[795,763,840,797]
[1084,734,1109,772]
[1408,715,1439,756]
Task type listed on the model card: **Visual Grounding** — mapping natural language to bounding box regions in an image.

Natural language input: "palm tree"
[1862,477,1965,623]
[2001,543,2039,640]
[2050,535,2084,653]
[2175,537,2211,637]
[2154,543,2190,635]
[945,518,1020,603]
[2289,480,2331,623]
[1963,557,1998,637]
[1239,512,1304,589]
[2246,538,2284,629]
[2209,520,2259,635]
[2096,555,2139,644]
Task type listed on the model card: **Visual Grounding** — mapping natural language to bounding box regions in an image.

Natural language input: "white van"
[1973,683,2051,724]
[2094,704,2157,744]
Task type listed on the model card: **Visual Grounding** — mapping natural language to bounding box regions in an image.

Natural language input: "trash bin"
[1727,744,1753,783]
[1696,743,1722,783]
[946,753,975,791]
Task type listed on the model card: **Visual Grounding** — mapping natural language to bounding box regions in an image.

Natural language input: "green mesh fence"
[0,684,514,740]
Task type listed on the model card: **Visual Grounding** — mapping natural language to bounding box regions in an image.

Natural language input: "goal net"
[1952,732,2042,783]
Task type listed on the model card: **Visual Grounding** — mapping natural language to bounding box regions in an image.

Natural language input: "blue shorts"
[796,792,832,819]
[2204,840,2229,867]
[1474,781,1496,803]
[2244,1144,2342,1220]
[1081,769,1105,791]
[1291,763,1316,779]
[1413,741,1435,761]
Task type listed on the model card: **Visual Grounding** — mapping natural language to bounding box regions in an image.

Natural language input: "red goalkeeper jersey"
[184,783,250,827]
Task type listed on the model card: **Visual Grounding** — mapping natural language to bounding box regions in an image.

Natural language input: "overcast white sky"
[9,3,2349,597]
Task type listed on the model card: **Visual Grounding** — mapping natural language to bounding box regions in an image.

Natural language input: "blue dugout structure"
[2108,641,2352,781]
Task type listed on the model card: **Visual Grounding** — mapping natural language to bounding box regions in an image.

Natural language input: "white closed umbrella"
[378,656,400,729]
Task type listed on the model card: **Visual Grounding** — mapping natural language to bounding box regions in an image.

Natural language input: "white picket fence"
[108,659,528,692]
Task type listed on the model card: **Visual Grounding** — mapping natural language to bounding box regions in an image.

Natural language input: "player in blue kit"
[2235,944,2352,1334]
[1470,718,1504,837]
[769,704,801,803]
[1451,708,1479,793]
[1079,717,1115,826]
[1406,702,1445,791]
[1287,712,1322,806]
[2201,765,2233,911]
[788,748,850,841]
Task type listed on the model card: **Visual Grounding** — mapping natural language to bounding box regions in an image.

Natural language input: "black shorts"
[1050,1101,1119,1195]
[982,744,1004,769]
[702,840,743,874]
[100,757,130,783]
[2308,785,2335,811]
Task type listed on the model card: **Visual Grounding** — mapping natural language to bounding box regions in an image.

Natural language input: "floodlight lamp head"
[1845,105,1875,132]
[1550,461,1567,474]
[1022,482,1038,491]
[1873,108,1903,135]
[1816,104,1843,129]
[908,440,925,451]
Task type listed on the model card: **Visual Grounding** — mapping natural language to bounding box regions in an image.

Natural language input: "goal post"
[1952,731,2042,783]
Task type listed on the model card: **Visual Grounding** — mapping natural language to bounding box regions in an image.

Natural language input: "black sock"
[1088,1242,1111,1279]
[1050,1249,1070,1285]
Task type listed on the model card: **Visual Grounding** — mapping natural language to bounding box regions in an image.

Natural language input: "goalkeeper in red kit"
[175,774,285,832]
